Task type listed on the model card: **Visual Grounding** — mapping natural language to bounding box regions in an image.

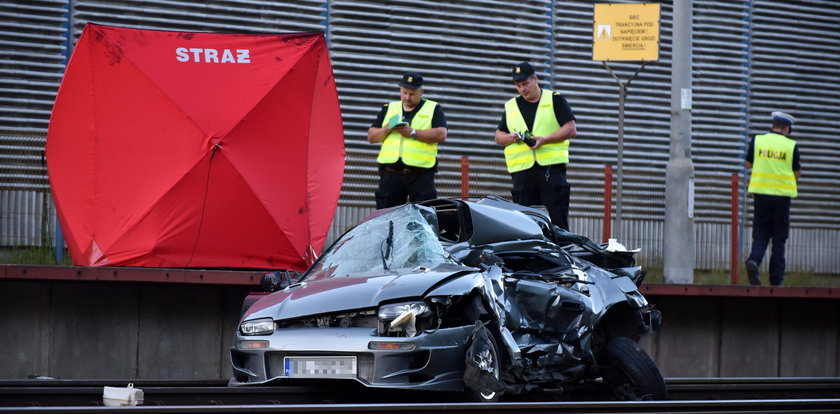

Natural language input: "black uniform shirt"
[497,92,575,133]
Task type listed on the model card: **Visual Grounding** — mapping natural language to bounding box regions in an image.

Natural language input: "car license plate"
[283,356,357,378]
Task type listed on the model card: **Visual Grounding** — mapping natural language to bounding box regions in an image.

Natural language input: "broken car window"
[304,205,456,281]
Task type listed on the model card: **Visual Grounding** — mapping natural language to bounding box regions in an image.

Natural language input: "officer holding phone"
[495,62,577,230]
[368,72,448,209]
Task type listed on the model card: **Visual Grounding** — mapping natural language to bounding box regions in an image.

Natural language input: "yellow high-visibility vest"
[503,89,569,173]
[376,100,438,168]
[748,132,797,198]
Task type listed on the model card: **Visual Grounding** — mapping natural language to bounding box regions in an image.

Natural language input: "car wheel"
[463,323,504,402]
[598,336,667,400]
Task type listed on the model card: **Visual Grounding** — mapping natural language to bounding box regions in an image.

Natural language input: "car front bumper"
[230,325,473,392]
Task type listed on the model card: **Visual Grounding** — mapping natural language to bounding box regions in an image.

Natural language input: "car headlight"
[239,317,275,335]
[377,302,430,321]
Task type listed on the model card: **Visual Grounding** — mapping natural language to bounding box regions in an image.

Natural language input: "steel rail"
[666,377,840,400]
[1,378,839,411]
[1,399,840,414]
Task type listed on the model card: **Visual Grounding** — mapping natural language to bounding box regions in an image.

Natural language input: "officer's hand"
[394,125,413,137]
[530,136,545,149]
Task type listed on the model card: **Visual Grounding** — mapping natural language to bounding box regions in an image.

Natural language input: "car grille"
[278,309,378,329]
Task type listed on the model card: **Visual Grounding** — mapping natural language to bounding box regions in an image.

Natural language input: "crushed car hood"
[244,264,472,321]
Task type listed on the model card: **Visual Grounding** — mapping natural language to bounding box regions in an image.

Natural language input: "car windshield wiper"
[380,220,394,270]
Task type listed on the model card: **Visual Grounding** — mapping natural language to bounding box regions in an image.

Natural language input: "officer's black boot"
[746,259,760,285]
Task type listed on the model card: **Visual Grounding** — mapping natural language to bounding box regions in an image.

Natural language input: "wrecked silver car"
[229,196,665,401]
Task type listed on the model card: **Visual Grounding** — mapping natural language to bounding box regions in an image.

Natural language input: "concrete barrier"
[1,267,838,380]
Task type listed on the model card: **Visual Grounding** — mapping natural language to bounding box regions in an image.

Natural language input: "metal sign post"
[601,61,647,240]
[592,2,660,241]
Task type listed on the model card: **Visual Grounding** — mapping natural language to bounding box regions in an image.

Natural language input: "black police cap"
[399,72,424,89]
[512,62,536,81]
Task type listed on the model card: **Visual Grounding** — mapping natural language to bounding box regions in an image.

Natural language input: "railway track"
[1,377,839,413]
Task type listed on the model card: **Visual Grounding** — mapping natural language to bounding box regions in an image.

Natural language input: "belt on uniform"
[384,166,427,175]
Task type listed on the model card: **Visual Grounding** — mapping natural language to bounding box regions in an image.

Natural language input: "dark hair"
[772,119,791,131]
[515,74,537,83]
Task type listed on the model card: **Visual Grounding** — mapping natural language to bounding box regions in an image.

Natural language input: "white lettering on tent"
[204,48,218,63]
[236,49,250,63]
[175,47,251,63]
[189,48,203,61]
[221,49,235,63]
[175,47,190,62]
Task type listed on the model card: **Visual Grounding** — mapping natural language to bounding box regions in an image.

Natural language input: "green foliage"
[0,247,73,265]
[642,266,840,287]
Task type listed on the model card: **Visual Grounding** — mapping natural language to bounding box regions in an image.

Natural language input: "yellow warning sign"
[593,3,660,61]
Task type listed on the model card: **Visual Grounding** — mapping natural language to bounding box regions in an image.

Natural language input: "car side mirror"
[260,270,302,292]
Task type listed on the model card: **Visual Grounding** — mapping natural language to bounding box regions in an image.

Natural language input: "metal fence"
[1,0,838,273]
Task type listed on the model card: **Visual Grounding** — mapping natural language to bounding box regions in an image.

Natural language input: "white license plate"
[283,356,357,378]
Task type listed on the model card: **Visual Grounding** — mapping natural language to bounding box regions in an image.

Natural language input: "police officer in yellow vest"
[745,111,801,286]
[495,62,577,230]
[367,72,448,209]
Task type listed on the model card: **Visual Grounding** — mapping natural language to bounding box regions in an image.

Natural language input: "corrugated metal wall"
[329,0,550,209]
[1,0,838,273]
[742,0,840,274]
[0,1,68,249]
[70,1,326,36]
[551,1,756,269]
[0,1,68,132]
[748,1,840,229]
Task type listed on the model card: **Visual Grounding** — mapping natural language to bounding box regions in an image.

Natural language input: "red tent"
[46,24,345,270]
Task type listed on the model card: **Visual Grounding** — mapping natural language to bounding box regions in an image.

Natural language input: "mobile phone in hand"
[517,132,536,147]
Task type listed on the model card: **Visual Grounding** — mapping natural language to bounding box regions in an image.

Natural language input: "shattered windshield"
[303,205,456,281]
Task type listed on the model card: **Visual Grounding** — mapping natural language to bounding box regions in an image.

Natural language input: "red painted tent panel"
[46,24,345,270]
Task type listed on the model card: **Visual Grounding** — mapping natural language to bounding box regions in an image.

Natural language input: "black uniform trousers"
[510,163,570,230]
[748,193,791,286]
[375,165,437,209]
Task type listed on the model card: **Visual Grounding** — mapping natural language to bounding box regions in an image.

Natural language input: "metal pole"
[740,172,748,274]
[663,0,695,283]
[602,62,646,243]
[53,0,75,264]
[731,173,739,284]
[616,84,625,241]
[460,156,469,200]
[603,164,613,242]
